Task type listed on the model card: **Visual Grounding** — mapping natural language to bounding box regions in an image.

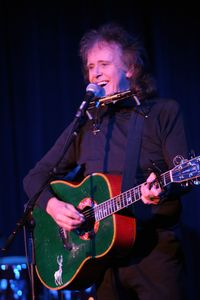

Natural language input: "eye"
[88,65,94,70]
[100,62,109,67]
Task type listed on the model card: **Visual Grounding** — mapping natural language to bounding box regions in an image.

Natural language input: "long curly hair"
[79,22,157,101]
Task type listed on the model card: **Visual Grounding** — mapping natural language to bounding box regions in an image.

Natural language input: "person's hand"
[46,197,85,231]
[140,172,162,205]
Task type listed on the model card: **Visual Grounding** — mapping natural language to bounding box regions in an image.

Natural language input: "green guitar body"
[33,173,135,290]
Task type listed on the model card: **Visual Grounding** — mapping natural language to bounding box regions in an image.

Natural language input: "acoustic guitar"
[32,155,200,290]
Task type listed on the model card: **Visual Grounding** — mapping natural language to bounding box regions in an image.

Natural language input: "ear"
[126,66,134,78]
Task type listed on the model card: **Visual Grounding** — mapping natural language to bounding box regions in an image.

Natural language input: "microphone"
[75,83,104,118]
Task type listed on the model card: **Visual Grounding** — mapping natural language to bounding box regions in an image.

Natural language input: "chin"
[106,89,117,96]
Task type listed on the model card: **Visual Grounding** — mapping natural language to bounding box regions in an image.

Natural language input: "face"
[86,41,133,96]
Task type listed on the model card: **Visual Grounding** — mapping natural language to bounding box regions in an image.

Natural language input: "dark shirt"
[23,97,189,228]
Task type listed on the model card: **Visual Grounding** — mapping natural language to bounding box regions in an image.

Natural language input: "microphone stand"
[1,95,94,299]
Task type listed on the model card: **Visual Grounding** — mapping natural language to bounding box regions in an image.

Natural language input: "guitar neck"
[94,170,172,221]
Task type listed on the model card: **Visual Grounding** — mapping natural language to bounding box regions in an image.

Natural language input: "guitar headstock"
[171,156,200,184]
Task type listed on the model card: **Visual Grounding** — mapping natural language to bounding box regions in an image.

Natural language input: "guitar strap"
[121,100,159,219]
[122,108,145,191]
[121,103,152,218]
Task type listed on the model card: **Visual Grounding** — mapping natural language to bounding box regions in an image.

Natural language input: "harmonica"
[88,89,139,109]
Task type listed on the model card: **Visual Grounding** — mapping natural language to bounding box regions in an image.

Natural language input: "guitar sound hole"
[76,206,95,237]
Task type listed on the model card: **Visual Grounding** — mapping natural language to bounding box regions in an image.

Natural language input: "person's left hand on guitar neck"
[141,172,162,205]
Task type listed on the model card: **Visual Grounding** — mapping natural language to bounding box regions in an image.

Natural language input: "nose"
[92,65,102,78]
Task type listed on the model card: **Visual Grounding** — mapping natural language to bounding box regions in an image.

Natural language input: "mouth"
[97,81,108,87]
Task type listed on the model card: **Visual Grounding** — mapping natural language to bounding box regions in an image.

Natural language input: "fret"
[125,193,128,206]
[161,171,171,187]
[123,192,127,207]
[135,186,141,200]
[99,206,104,219]
[126,190,132,205]
[95,206,101,221]
[113,198,118,211]
[111,198,115,213]
[116,195,122,210]
[94,206,98,221]
[161,173,166,186]
[102,202,106,218]
[166,171,172,185]
[94,207,99,221]
[133,188,137,202]
[106,202,110,217]
[121,194,125,208]
[107,200,112,215]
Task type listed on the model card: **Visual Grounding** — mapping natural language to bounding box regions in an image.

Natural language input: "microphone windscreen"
[86,83,104,98]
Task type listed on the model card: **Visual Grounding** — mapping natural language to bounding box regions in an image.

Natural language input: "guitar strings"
[80,184,143,221]
[79,171,171,222]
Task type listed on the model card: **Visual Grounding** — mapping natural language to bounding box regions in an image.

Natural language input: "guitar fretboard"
[94,170,172,221]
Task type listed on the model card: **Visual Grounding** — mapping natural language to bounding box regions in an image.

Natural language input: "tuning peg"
[192,178,200,185]
[181,181,190,187]
[173,155,186,166]
[189,149,196,159]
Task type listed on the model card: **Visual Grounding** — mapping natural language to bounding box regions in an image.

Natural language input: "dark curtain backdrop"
[0,1,200,299]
